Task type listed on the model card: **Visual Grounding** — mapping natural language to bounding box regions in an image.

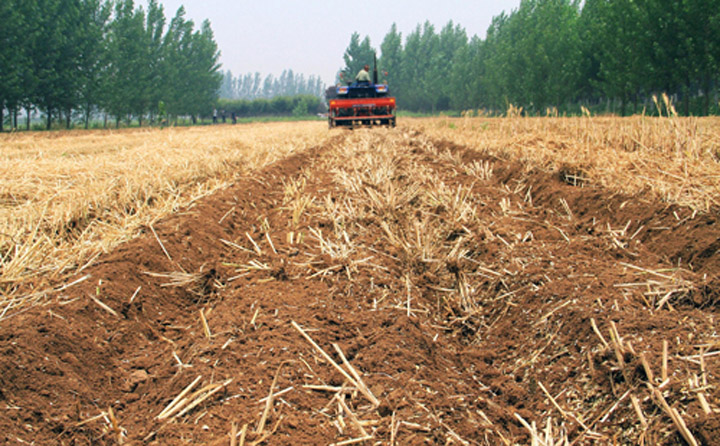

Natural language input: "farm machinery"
[326,58,396,128]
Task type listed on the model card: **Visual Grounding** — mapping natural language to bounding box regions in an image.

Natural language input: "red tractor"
[326,59,396,128]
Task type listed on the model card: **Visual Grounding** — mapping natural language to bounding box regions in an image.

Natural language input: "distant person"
[355,64,371,84]
[221,110,226,124]
[231,111,237,124]
[212,108,217,124]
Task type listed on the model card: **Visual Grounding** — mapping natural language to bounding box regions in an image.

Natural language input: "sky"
[150,0,522,86]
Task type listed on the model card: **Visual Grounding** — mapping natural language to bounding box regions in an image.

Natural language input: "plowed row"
[1,127,718,445]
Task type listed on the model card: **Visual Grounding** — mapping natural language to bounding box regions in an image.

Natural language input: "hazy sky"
[150,1,522,85]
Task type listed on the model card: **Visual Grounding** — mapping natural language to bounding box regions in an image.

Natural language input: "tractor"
[326,56,396,128]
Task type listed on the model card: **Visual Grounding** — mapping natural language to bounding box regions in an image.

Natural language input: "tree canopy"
[0,0,222,130]
[218,69,325,100]
[341,0,720,115]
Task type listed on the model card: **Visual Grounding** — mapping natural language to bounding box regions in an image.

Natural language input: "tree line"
[217,95,324,120]
[0,0,222,131]
[342,0,720,116]
[219,69,326,100]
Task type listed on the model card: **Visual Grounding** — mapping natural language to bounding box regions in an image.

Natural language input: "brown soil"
[1,129,718,445]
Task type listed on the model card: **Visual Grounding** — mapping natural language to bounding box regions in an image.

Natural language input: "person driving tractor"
[355,64,371,84]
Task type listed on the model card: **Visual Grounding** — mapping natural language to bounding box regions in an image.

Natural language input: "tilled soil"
[1,128,718,445]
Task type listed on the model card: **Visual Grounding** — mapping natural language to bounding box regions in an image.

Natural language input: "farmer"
[355,64,371,84]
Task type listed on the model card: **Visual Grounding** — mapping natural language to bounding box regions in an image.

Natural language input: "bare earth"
[0,127,718,445]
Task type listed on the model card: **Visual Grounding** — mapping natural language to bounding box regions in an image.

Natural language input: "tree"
[30,0,86,129]
[219,70,235,99]
[379,24,403,102]
[430,21,467,111]
[77,0,111,129]
[0,0,26,131]
[641,0,720,115]
[341,33,375,83]
[587,0,652,114]
[576,0,606,105]
[399,22,440,111]
[449,36,484,111]
[105,0,149,126]
[144,0,166,123]
[183,19,222,119]
[480,0,582,114]
[161,6,194,121]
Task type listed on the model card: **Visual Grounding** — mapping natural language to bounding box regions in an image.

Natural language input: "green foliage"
[29,0,87,129]
[218,95,323,118]
[379,24,402,88]
[341,33,376,83]
[0,0,25,131]
[219,70,325,100]
[105,0,148,123]
[0,0,222,131]
[341,0,720,116]
[76,0,111,128]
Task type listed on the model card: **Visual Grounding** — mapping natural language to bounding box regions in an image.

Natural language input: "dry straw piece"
[291,320,379,407]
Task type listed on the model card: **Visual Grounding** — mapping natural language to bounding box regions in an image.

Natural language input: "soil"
[0,128,718,445]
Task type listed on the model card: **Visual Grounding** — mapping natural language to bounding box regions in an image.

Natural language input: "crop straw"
[291,320,378,406]
[0,123,328,318]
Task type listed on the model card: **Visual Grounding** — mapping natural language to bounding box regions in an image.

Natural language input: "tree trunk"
[66,110,71,129]
[703,74,711,116]
[46,110,52,130]
[12,108,18,129]
[84,104,90,129]
[26,107,31,131]
[633,93,638,115]
[0,105,4,132]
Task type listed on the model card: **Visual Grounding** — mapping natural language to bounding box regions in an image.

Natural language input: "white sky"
[150,0,522,85]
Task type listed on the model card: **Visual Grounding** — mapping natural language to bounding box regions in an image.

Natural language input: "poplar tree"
[379,23,403,89]
[341,33,375,83]
[0,0,26,130]
[77,0,111,128]
[144,0,166,122]
[31,0,85,129]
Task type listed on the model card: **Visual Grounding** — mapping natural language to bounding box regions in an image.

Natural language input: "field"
[0,117,719,445]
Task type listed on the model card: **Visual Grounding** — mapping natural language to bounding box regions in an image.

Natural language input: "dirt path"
[1,128,718,445]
